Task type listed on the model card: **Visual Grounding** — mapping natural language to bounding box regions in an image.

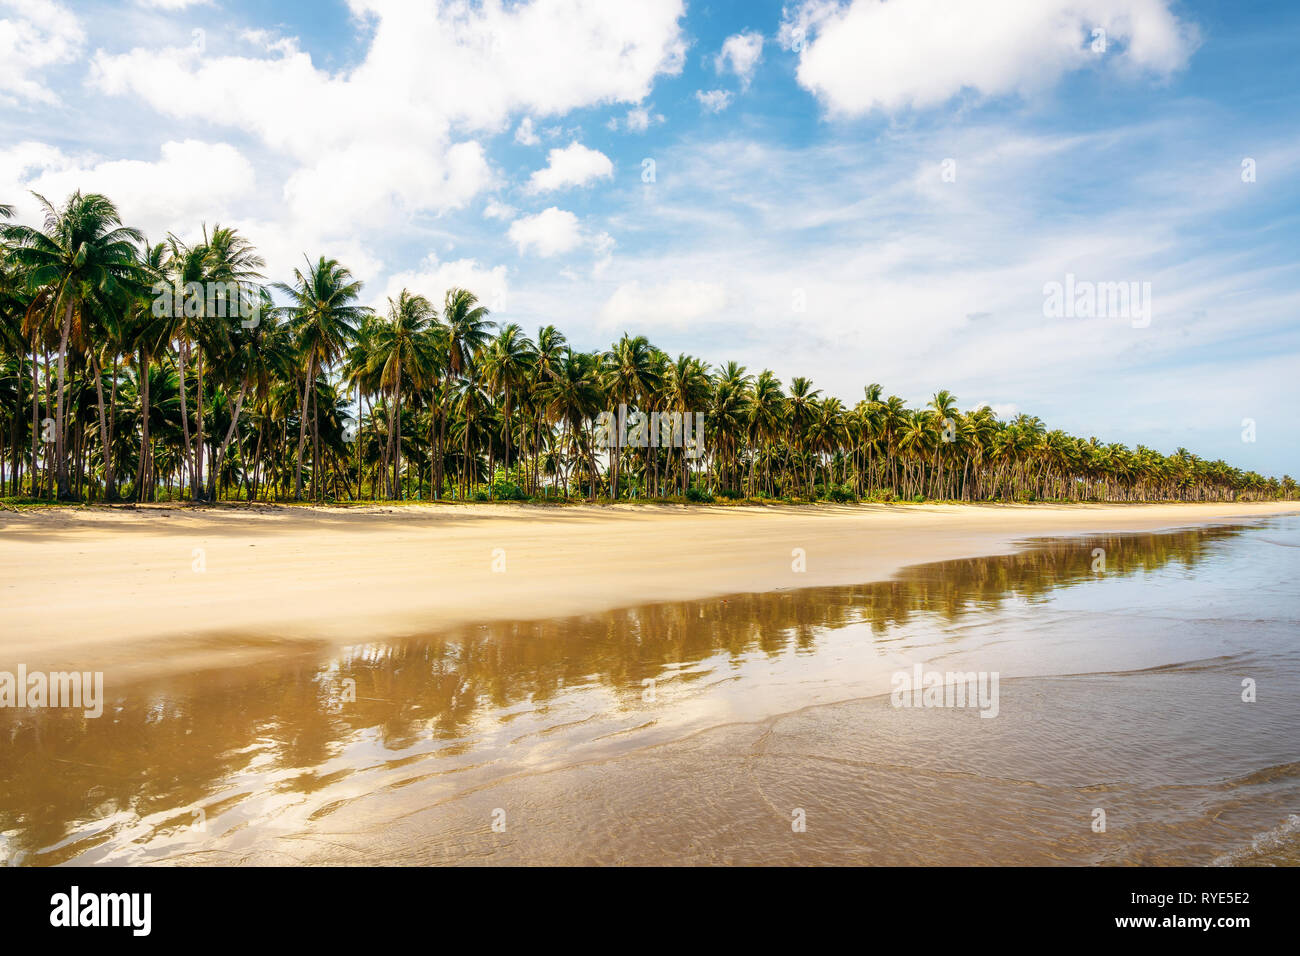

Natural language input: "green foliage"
[825,484,858,503]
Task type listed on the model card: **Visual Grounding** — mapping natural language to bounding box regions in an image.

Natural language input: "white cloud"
[780,0,1199,115]
[0,0,84,105]
[232,222,386,289]
[527,141,614,193]
[89,0,687,225]
[554,122,1300,476]
[240,29,297,55]
[92,1,687,142]
[375,252,509,312]
[695,89,733,113]
[483,198,516,220]
[507,207,612,263]
[617,105,665,133]
[514,117,540,146]
[715,31,764,88]
[972,401,1019,420]
[600,279,729,331]
[507,207,584,257]
[0,139,255,238]
[282,139,492,236]
[136,0,212,9]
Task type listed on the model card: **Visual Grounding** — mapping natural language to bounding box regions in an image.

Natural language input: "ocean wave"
[1211,813,1300,866]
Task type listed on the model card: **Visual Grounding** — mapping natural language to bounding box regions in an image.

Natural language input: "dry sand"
[2,500,1295,682]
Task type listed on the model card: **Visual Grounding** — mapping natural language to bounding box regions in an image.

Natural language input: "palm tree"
[709,361,752,494]
[746,369,784,497]
[657,353,711,496]
[544,348,604,498]
[124,240,168,500]
[878,395,909,495]
[199,225,265,499]
[527,325,567,494]
[369,290,437,498]
[209,288,291,500]
[440,288,491,497]
[273,256,368,500]
[785,376,821,496]
[481,323,535,494]
[442,288,492,382]
[1,192,143,498]
[927,389,959,498]
[602,334,659,498]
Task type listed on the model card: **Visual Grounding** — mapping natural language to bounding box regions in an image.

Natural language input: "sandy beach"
[2,500,1295,683]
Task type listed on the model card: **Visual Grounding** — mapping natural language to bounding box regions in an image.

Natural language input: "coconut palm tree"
[368,290,437,498]
[785,376,821,497]
[526,324,567,494]
[544,348,604,498]
[209,288,291,500]
[273,256,368,500]
[442,287,492,382]
[481,323,535,494]
[602,334,660,498]
[1,191,143,498]
[747,369,785,497]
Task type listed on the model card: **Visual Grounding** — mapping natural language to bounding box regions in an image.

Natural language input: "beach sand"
[2,500,1296,682]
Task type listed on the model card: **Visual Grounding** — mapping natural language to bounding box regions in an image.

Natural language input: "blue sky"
[2,0,1297,475]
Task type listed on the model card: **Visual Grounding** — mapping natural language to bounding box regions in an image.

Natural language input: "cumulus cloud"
[780,0,1199,115]
[375,252,509,313]
[507,206,611,262]
[483,198,516,220]
[527,141,614,192]
[507,207,584,257]
[89,0,686,225]
[514,117,540,146]
[0,139,255,237]
[0,0,84,105]
[136,0,212,9]
[695,89,733,113]
[612,105,663,132]
[282,139,492,236]
[714,31,764,88]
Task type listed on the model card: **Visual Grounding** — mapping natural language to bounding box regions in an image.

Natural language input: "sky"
[1,0,1297,476]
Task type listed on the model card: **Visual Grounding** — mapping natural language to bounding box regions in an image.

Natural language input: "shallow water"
[2,517,1297,865]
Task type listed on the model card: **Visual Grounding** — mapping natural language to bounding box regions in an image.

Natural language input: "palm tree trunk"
[53,302,73,499]
[194,347,206,501]
[29,351,39,497]
[312,381,321,502]
[89,353,114,499]
[294,357,314,499]
[138,349,153,501]
[176,340,195,500]
[210,375,250,500]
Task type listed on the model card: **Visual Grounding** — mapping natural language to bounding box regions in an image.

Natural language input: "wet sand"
[1,501,1295,683]
[2,521,1296,865]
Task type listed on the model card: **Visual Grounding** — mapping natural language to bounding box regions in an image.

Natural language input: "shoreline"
[2,501,1296,684]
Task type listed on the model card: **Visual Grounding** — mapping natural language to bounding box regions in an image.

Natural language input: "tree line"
[1,191,1294,505]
